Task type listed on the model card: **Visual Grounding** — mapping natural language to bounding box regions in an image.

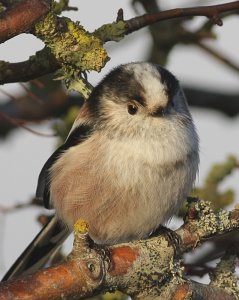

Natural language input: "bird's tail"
[2,216,70,281]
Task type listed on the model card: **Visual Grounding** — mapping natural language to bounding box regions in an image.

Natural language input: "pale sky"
[0,0,239,280]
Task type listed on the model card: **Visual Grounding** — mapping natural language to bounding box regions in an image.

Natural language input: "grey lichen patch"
[210,258,239,299]
[195,200,218,235]
[169,258,184,283]
[114,236,178,299]
[218,209,231,231]
[193,199,239,240]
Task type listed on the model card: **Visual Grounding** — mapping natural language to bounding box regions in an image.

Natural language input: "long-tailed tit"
[3,62,199,280]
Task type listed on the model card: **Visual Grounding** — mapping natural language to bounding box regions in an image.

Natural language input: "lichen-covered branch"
[0,199,238,299]
[176,199,239,253]
[1,1,239,88]
[171,282,236,300]
[33,13,109,75]
[209,246,239,297]
[95,1,239,42]
[0,47,59,85]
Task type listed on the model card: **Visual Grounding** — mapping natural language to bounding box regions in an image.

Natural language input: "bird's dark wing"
[36,123,94,209]
[2,122,94,282]
[2,216,70,281]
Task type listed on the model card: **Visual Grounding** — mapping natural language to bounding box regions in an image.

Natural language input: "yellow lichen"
[33,12,109,97]
[34,12,58,38]
[74,219,89,234]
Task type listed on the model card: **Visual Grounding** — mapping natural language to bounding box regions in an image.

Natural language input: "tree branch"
[1,1,239,85]
[0,48,59,85]
[184,87,239,117]
[0,199,238,299]
[0,80,84,138]
[124,1,239,34]
[0,0,50,43]
[0,1,21,8]
[1,85,239,139]
[197,42,239,74]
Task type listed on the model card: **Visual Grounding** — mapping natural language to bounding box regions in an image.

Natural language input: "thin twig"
[19,83,44,104]
[0,199,39,214]
[116,8,124,22]
[197,41,239,74]
[0,111,55,137]
[0,88,19,102]
[125,1,239,34]
[184,263,214,277]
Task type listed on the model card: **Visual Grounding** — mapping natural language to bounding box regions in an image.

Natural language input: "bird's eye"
[127,104,138,115]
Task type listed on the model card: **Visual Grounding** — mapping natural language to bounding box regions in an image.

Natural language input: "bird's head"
[88,62,191,127]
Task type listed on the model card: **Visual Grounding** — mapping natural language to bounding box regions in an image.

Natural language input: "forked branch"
[0,199,238,299]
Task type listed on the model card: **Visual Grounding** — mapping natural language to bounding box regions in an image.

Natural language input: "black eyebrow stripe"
[155,65,179,102]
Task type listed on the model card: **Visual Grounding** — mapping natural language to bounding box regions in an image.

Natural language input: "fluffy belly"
[50,150,194,244]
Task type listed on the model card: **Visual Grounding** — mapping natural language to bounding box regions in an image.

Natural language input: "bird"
[2,62,199,281]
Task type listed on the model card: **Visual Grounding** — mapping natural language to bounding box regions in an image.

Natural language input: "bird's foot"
[151,225,181,254]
